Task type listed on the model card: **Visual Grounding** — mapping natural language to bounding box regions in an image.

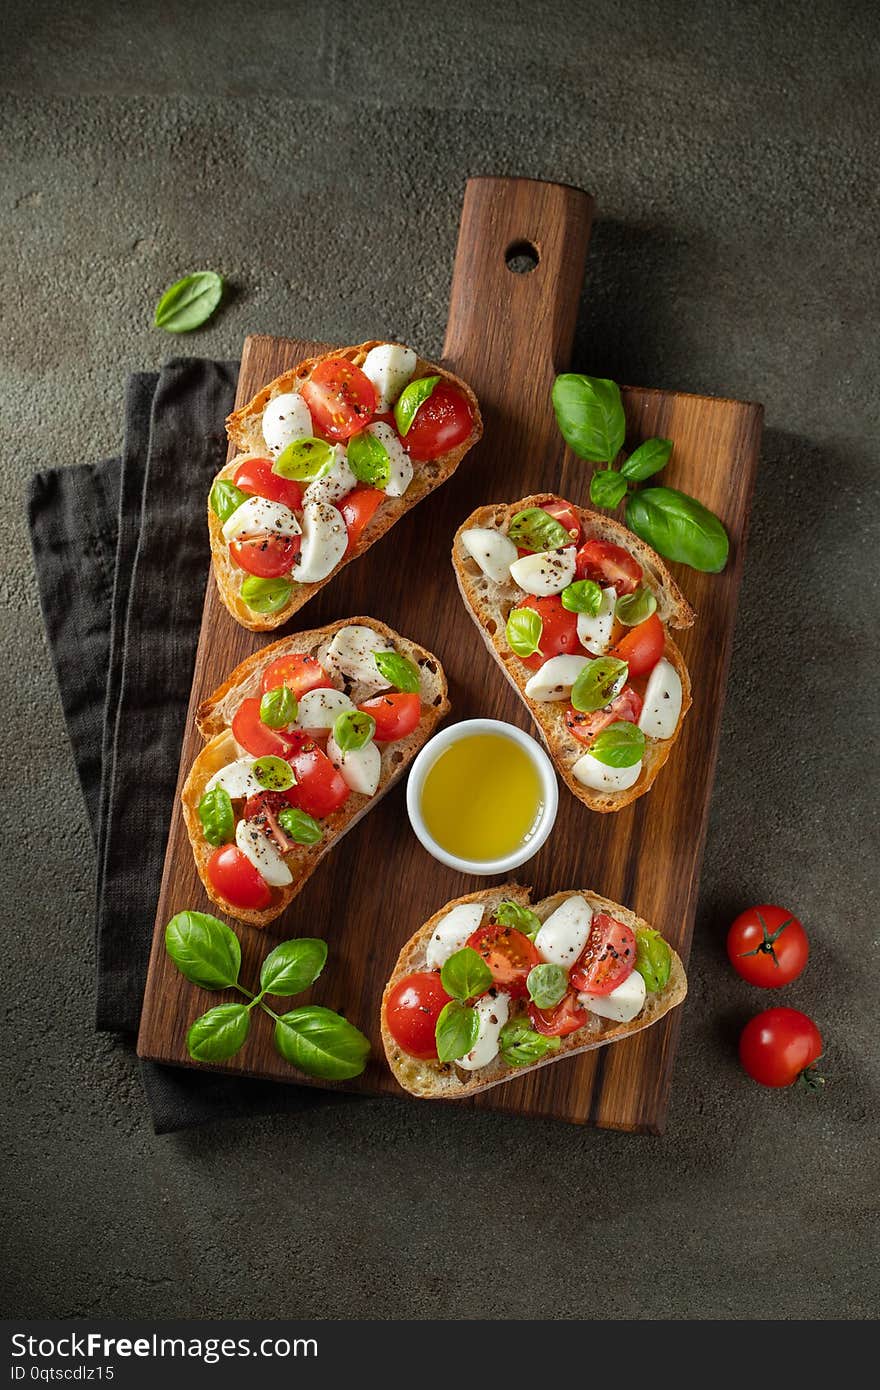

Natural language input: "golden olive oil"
[420,733,544,862]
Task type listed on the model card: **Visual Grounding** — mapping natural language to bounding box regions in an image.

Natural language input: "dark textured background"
[2,0,877,1319]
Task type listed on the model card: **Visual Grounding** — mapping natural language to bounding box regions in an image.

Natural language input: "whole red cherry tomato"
[727,905,809,988]
[738,1008,824,1089]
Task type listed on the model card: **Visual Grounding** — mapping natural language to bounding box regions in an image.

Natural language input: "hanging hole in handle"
[505,240,539,274]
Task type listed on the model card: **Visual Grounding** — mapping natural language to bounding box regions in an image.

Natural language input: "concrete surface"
[1,0,877,1320]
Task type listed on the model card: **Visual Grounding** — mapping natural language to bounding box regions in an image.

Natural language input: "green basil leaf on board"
[551,374,626,463]
[440,947,494,1004]
[498,1017,561,1067]
[506,606,543,659]
[561,579,603,616]
[259,685,297,729]
[165,911,241,990]
[590,469,629,510]
[209,480,248,523]
[495,901,542,940]
[615,587,658,626]
[253,755,295,791]
[196,786,234,846]
[588,721,646,768]
[273,436,335,481]
[507,507,571,553]
[626,486,729,573]
[260,938,328,997]
[273,1005,370,1080]
[620,437,673,482]
[277,807,322,845]
[186,1003,250,1062]
[240,575,293,613]
[526,963,568,1010]
[373,650,421,693]
[154,271,223,333]
[394,376,440,436]
[435,1000,480,1063]
[347,430,391,488]
[570,657,629,713]
[634,929,672,992]
[333,709,375,754]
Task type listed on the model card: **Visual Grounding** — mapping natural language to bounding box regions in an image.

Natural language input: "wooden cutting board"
[137,177,762,1132]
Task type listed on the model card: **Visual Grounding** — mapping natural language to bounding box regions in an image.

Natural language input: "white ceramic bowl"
[406,718,559,876]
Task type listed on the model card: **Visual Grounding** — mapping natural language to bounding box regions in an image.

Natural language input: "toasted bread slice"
[453,494,695,812]
[382,884,687,1100]
[212,341,482,631]
[183,617,450,927]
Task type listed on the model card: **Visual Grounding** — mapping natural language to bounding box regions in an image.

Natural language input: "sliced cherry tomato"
[517,595,580,670]
[232,697,299,759]
[301,358,376,442]
[611,612,665,677]
[340,487,384,551]
[570,913,637,996]
[229,532,300,578]
[384,972,452,1060]
[727,905,809,988]
[404,382,473,461]
[242,789,296,852]
[529,990,588,1037]
[357,692,421,742]
[466,923,540,1000]
[575,539,642,595]
[260,653,334,699]
[233,457,303,511]
[287,742,350,819]
[206,845,271,911]
[543,500,581,545]
[565,685,643,744]
[738,1008,824,1089]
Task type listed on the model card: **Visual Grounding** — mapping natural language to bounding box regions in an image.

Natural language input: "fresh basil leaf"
[588,721,646,767]
[274,436,335,481]
[260,686,297,729]
[561,579,602,616]
[165,911,241,990]
[507,507,570,553]
[615,587,658,626]
[210,480,248,523]
[506,606,543,659]
[253,755,295,791]
[634,928,672,993]
[186,1003,250,1061]
[435,1000,480,1063]
[278,807,322,845]
[570,657,629,713]
[551,374,626,463]
[240,575,293,614]
[621,437,672,482]
[373,649,421,693]
[590,469,629,509]
[440,947,493,1004]
[333,709,375,754]
[273,1005,370,1079]
[498,1017,561,1067]
[626,486,729,573]
[495,901,542,940]
[154,271,223,333]
[394,375,440,436]
[526,963,568,1010]
[260,937,328,997]
[197,786,234,846]
[347,430,390,488]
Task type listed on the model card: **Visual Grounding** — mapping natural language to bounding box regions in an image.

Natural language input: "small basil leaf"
[154,271,223,333]
[506,606,543,659]
[260,686,297,729]
[260,938,328,997]
[621,437,672,482]
[440,947,494,1004]
[240,575,293,614]
[561,579,602,616]
[634,928,672,993]
[507,507,570,553]
[186,1003,250,1061]
[394,376,440,436]
[615,587,658,626]
[590,469,629,509]
[253,755,295,791]
[278,807,322,845]
[165,911,241,990]
[435,1000,480,1063]
[274,436,335,481]
[333,709,375,754]
[495,901,542,940]
[526,963,568,1010]
[498,1017,561,1067]
[210,480,248,523]
[374,650,421,693]
[588,721,646,767]
[197,786,234,847]
[551,374,626,463]
[570,657,629,713]
[347,430,391,488]
[626,486,729,573]
[273,1005,370,1080]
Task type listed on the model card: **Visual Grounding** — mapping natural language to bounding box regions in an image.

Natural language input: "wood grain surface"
[137,177,762,1131]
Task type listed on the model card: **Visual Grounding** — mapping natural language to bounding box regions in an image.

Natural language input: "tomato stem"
[738,911,796,966]
[798,1060,826,1094]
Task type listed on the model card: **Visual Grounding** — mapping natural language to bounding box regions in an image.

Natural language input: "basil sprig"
[260,686,297,729]
[590,470,628,510]
[588,721,645,767]
[435,1000,479,1063]
[615,587,657,626]
[561,579,602,615]
[240,575,293,614]
[626,487,729,573]
[499,1018,561,1067]
[440,947,493,1003]
[348,430,390,488]
[374,650,421,693]
[394,376,440,436]
[274,436,335,481]
[526,963,567,1010]
[495,901,542,941]
[253,755,295,791]
[210,480,248,523]
[634,928,672,993]
[278,807,322,845]
[621,437,672,481]
[506,606,543,659]
[154,271,223,333]
[570,657,628,713]
[551,374,625,463]
[333,709,375,754]
[507,507,570,553]
[197,786,234,846]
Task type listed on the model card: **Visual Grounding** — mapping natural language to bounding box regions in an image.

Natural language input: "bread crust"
[452,494,694,812]
[182,616,450,927]
[381,884,687,1099]
[213,341,482,631]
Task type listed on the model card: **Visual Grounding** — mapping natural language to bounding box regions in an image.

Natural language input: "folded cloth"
[28,359,354,1132]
